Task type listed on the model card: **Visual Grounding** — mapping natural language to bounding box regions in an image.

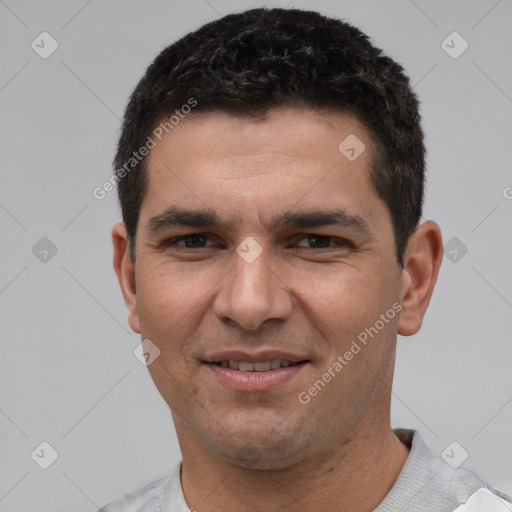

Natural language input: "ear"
[112,222,141,334]
[398,221,443,336]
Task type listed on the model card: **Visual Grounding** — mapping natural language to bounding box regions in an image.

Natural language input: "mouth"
[211,359,307,372]
[204,356,310,391]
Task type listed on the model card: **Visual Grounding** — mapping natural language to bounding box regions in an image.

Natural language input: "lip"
[204,360,309,392]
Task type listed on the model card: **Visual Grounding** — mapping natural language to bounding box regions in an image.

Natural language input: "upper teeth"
[219,360,292,371]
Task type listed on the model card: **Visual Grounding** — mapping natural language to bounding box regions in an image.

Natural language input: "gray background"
[1,0,511,510]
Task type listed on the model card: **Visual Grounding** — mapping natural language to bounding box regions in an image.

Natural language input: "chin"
[206,422,310,471]
[218,443,305,471]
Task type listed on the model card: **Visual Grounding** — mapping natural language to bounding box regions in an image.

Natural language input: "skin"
[113,107,443,511]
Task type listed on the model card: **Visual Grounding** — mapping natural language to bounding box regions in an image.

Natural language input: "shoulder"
[380,429,512,511]
[452,486,512,511]
[97,475,170,512]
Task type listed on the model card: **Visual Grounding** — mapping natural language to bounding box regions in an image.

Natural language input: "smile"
[206,359,309,392]
[214,360,299,371]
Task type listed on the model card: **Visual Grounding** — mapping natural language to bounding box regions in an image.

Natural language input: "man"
[102,8,511,512]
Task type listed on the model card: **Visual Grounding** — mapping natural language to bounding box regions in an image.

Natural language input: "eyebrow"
[146,206,373,238]
[147,207,225,233]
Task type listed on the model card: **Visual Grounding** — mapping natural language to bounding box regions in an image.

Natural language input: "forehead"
[142,107,382,225]
[148,107,373,166]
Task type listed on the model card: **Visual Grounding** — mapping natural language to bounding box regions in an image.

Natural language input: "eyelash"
[162,233,351,250]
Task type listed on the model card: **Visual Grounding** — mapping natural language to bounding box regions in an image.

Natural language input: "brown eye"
[164,234,212,248]
[294,234,348,249]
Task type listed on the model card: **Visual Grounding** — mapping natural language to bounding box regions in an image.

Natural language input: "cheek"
[135,263,213,349]
[287,264,392,342]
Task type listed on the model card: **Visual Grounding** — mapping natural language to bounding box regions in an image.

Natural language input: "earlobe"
[112,223,141,334]
[397,221,443,337]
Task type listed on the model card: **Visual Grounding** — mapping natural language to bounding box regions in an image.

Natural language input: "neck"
[178,421,410,512]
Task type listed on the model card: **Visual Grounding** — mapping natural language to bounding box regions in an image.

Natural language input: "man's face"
[125,108,405,469]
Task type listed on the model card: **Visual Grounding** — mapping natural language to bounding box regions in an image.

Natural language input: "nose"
[212,246,293,330]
